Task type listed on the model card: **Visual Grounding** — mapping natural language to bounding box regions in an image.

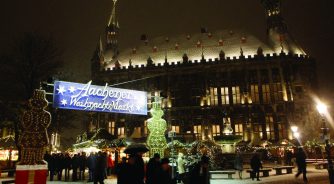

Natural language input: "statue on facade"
[223,118,233,135]
[18,89,51,165]
[147,96,167,157]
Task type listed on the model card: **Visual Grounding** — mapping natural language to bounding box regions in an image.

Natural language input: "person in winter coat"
[72,154,80,181]
[116,157,129,184]
[94,151,106,184]
[107,154,114,176]
[87,153,97,182]
[127,154,145,184]
[295,147,308,182]
[47,153,56,181]
[57,153,65,181]
[79,152,87,180]
[159,158,173,184]
[64,153,72,181]
[250,154,262,181]
[146,153,161,184]
[189,155,210,184]
[234,153,244,179]
[177,152,186,183]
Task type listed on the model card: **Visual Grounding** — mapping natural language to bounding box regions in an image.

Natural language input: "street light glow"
[293,132,300,138]
[291,126,298,133]
[316,102,328,114]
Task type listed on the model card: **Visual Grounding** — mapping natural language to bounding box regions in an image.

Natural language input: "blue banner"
[53,81,147,115]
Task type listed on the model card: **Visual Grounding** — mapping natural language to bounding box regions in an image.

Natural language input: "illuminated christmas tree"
[147,96,167,157]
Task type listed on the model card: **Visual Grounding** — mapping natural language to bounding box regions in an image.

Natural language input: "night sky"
[1,0,334,146]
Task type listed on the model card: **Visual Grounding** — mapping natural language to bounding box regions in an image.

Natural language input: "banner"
[53,81,147,115]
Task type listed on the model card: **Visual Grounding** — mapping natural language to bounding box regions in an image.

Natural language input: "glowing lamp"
[293,132,300,138]
[290,126,298,133]
[316,102,327,114]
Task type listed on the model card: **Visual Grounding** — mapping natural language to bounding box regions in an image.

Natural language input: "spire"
[106,0,120,59]
[261,0,306,55]
[99,36,104,57]
[261,0,287,34]
[108,0,119,28]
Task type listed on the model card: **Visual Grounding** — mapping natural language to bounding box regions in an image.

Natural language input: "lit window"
[272,83,283,102]
[193,125,202,138]
[278,123,286,140]
[262,84,271,103]
[221,87,229,105]
[118,127,125,137]
[210,87,219,106]
[133,127,141,137]
[148,91,160,108]
[253,124,263,139]
[108,121,115,135]
[144,120,147,135]
[171,126,180,134]
[265,115,275,139]
[232,86,241,104]
[234,123,243,136]
[212,125,220,136]
[250,84,259,103]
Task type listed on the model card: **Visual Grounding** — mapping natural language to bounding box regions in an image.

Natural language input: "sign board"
[53,81,147,115]
[168,131,176,138]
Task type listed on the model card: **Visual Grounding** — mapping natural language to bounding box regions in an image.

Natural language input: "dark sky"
[1,0,334,146]
[1,0,334,89]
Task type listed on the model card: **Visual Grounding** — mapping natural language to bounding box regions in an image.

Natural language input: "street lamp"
[291,126,300,139]
[316,101,334,184]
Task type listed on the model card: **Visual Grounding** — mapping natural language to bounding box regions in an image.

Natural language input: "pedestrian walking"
[48,153,56,181]
[127,154,145,184]
[72,154,80,181]
[146,153,161,184]
[177,152,186,183]
[250,154,262,181]
[94,151,106,184]
[64,153,71,181]
[295,147,308,182]
[79,152,87,180]
[107,154,114,176]
[234,153,244,179]
[286,150,293,166]
[116,157,128,184]
[87,152,97,182]
[134,153,145,184]
[57,153,65,181]
[160,158,173,184]
[189,155,210,184]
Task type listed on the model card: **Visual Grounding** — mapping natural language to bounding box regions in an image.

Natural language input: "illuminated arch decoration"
[146,97,167,157]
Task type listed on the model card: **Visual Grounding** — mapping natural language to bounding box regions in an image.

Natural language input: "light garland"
[18,89,51,165]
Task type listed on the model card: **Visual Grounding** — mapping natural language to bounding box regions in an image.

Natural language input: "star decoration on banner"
[69,86,76,93]
[57,86,66,95]
[61,99,67,106]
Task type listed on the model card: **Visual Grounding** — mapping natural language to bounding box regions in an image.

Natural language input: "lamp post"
[316,102,334,184]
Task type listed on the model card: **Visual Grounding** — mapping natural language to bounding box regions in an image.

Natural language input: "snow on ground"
[1,166,330,184]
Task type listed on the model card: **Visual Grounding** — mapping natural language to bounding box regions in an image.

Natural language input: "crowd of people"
[44,151,114,183]
[43,148,308,184]
[116,152,211,184]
